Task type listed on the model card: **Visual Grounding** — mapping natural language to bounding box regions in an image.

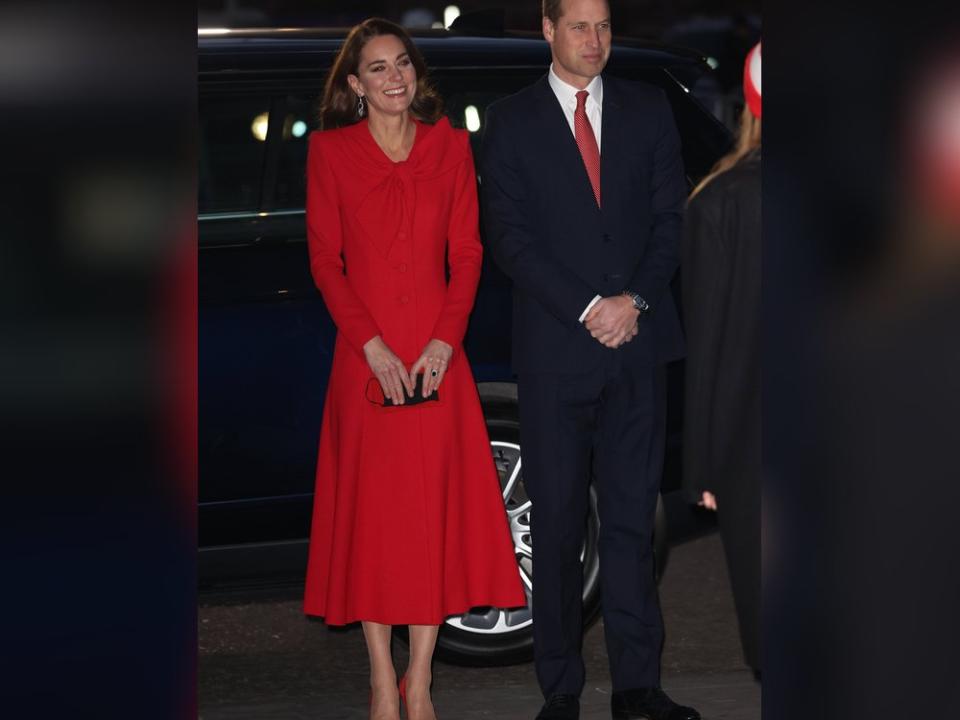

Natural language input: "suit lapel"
[532,76,602,216]
[599,75,625,221]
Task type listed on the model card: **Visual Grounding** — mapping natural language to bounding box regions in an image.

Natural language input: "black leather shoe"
[535,693,580,720]
[611,687,700,720]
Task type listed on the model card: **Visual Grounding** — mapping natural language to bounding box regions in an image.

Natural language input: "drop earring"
[357,94,366,118]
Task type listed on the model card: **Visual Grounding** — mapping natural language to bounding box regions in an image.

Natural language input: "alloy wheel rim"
[444,441,533,634]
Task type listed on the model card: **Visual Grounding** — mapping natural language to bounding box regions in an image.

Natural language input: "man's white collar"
[548,64,603,106]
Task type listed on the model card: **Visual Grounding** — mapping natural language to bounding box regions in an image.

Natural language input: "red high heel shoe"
[399,676,438,719]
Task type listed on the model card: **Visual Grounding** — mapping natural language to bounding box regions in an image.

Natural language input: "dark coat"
[480,74,687,374]
[681,147,761,670]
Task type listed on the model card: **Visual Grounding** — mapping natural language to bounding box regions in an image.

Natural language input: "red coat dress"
[302,117,526,625]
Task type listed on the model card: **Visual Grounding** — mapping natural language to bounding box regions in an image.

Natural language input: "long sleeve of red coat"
[430,141,482,350]
[306,133,382,354]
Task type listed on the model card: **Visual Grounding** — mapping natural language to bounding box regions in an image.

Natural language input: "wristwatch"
[621,290,650,315]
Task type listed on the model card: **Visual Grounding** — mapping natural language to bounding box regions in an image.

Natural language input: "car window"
[434,71,542,160]
[261,74,539,211]
[613,67,732,186]
[272,94,319,210]
[199,95,270,213]
[240,67,727,213]
[443,88,511,160]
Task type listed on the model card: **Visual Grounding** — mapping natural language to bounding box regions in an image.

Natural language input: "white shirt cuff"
[579,295,602,323]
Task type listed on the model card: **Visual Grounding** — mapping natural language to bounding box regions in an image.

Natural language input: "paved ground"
[199,531,760,719]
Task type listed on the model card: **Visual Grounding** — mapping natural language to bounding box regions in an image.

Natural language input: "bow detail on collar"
[345,117,465,258]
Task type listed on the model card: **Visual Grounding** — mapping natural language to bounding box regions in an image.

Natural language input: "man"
[480,1,699,719]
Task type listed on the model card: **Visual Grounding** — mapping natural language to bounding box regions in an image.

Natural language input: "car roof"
[198,27,711,86]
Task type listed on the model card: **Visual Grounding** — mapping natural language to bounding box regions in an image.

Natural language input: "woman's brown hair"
[689,104,761,200]
[318,18,444,130]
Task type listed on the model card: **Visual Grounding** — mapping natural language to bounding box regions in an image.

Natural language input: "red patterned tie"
[574,90,601,207]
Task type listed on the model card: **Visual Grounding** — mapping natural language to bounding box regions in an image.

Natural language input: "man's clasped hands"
[583,294,640,349]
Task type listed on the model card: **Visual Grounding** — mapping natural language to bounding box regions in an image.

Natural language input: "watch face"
[623,291,646,312]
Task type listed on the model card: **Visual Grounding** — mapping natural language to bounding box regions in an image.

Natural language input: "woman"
[302,18,526,720]
[681,42,762,677]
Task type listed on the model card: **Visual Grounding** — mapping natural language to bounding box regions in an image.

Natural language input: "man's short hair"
[542,0,563,24]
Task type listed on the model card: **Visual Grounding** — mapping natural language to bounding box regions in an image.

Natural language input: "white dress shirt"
[547,64,603,151]
[546,65,604,322]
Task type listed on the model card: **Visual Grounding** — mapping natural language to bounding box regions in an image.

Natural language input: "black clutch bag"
[366,373,439,407]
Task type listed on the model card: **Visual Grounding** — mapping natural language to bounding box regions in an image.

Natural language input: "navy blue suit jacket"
[480,74,687,374]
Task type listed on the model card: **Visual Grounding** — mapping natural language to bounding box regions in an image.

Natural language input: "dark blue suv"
[199,27,730,665]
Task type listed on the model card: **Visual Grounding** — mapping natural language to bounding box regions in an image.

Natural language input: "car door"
[199,85,327,575]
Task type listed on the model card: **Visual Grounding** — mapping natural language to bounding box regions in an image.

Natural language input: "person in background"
[681,41,762,679]
[302,18,526,720]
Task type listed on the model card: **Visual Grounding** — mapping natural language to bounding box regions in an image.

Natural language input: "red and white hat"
[909,52,960,223]
[744,41,762,118]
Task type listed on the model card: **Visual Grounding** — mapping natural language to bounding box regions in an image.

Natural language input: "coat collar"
[338,117,464,257]
[547,65,604,113]
[343,116,460,178]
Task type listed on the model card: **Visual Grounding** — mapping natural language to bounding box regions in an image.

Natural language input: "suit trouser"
[519,358,666,698]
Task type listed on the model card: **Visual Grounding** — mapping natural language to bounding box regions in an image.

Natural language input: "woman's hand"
[363,336,414,405]
[410,339,453,397]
